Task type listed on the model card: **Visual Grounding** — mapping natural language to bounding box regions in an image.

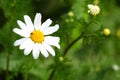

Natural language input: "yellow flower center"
[30,30,44,43]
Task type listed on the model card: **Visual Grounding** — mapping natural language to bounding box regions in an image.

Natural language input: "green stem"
[48,69,55,80]
[63,32,84,56]
[48,32,84,80]
[24,73,28,80]
[6,0,15,80]
[6,52,10,80]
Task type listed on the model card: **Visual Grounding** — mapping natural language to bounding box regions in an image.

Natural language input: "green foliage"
[0,0,120,80]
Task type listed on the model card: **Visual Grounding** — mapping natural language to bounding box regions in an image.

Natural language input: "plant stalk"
[48,32,84,80]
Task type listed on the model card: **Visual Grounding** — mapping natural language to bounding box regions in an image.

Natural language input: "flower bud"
[59,56,64,62]
[112,64,119,71]
[116,29,120,38]
[103,28,110,36]
[68,11,74,17]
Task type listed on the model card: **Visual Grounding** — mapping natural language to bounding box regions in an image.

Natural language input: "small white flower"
[88,4,100,16]
[112,64,119,71]
[13,13,60,59]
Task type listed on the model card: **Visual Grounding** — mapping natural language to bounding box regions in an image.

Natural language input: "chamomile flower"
[88,4,100,16]
[13,13,60,59]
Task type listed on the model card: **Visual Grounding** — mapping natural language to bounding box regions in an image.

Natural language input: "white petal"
[32,43,40,59]
[39,44,49,57]
[19,38,32,50]
[44,36,60,49]
[24,40,34,55]
[40,19,52,31]
[17,20,26,29]
[88,10,90,13]
[42,42,55,56]
[49,42,60,49]
[14,38,27,46]
[88,4,93,9]
[45,36,60,43]
[24,15,34,32]
[34,13,41,30]
[17,20,31,33]
[43,24,59,35]
[13,28,30,37]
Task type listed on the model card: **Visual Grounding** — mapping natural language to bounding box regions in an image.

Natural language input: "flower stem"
[48,69,55,80]
[6,52,10,80]
[48,32,84,80]
[6,1,15,80]
[63,32,84,56]
[24,73,28,80]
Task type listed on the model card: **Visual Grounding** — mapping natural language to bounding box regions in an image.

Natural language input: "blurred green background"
[0,0,120,80]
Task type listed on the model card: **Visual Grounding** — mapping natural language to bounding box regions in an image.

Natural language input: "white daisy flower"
[88,4,100,16]
[13,13,60,59]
